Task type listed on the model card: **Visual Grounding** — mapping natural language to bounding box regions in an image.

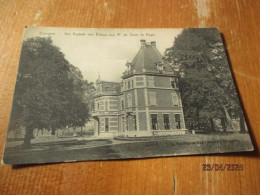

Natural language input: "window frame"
[127,94,132,108]
[105,118,109,132]
[171,93,179,106]
[147,76,155,87]
[163,114,170,130]
[151,114,158,130]
[149,92,157,106]
[174,114,181,129]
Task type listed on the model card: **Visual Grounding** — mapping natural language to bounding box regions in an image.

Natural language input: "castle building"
[92,40,186,137]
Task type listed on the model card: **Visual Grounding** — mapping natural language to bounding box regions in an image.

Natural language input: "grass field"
[3,133,253,165]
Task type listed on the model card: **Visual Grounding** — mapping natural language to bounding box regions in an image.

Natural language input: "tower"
[119,40,186,137]
[92,80,121,137]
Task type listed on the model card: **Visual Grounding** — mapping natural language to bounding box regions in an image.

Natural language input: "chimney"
[151,41,156,47]
[140,39,146,47]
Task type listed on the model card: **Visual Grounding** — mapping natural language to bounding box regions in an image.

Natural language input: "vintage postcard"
[3,27,253,165]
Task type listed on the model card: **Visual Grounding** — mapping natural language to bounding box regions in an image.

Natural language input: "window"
[147,76,154,87]
[127,94,132,107]
[171,80,176,88]
[128,81,131,89]
[151,114,158,130]
[157,64,164,73]
[171,77,178,88]
[134,115,137,130]
[163,114,170,130]
[97,102,100,110]
[98,84,102,92]
[149,92,157,105]
[132,80,134,88]
[121,100,124,110]
[121,117,125,131]
[120,83,123,92]
[105,118,109,131]
[172,93,179,106]
[175,114,181,129]
[125,81,127,90]
[105,101,108,111]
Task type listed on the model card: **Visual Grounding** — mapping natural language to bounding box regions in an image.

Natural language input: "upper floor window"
[171,77,178,88]
[149,92,157,106]
[121,99,124,110]
[125,81,127,90]
[105,101,108,111]
[172,93,179,106]
[157,63,164,73]
[97,84,102,92]
[147,76,154,87]
[127,94,132,107]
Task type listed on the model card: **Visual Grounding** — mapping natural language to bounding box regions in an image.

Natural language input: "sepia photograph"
[3,27,253,165]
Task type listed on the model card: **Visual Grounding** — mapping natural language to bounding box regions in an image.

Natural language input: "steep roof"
[129,40,172,73]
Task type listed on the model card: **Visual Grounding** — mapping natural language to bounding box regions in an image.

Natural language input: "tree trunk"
[22,127,33,149]
[221,118,226,132]
[239,112,246,133]
[81,126,83,136]
[51,128,55,135]
[210,118,215,131]
[55,129,59,137]
[73,127,77,137]
[222,105,235,130]
[196,109,200,130]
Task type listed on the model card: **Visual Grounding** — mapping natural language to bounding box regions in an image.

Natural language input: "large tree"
[83,80,96,110]
[66,66,90,131]
[164,28,245,132]
[9,37,89,148]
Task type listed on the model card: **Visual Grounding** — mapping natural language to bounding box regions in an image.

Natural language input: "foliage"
[9,37,90,147]
[83,80,96,110]
[164,28,244,132]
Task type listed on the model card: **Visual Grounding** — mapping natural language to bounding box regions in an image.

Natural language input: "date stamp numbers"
[202,164,244,171]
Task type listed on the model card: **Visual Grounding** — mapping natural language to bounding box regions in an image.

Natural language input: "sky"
[23,27,182,82]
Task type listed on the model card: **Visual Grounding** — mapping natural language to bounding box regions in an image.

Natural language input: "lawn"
[3,133,253,165]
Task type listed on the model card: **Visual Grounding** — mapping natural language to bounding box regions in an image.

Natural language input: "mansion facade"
[91,40,186,137]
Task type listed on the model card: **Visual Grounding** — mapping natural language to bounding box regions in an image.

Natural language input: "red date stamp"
[202,164,244,171]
